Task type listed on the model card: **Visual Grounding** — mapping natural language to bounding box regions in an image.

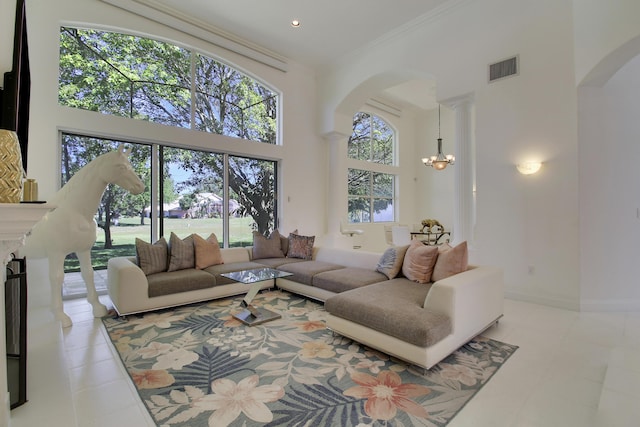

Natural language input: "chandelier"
[422,105,455,170]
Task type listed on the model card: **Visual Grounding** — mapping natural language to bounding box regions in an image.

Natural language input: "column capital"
[321,130,349,143]
[441,93,474,110]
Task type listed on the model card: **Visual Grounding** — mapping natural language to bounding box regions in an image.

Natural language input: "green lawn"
[64,216,255,272]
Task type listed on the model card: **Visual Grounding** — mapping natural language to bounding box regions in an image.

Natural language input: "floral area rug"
[102,290,517,427]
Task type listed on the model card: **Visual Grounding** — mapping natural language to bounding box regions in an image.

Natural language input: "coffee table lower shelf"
[233,306,281,326]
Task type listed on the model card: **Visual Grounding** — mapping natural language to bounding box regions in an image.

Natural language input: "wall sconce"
[516,161,542,175]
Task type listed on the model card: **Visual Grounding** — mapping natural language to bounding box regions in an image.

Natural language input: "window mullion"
[223,153,230,248]
[190,53,196,129]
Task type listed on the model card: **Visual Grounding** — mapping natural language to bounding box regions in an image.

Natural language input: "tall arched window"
[59,27,278,144]
[347,112,395,223]
[57,27,280,279]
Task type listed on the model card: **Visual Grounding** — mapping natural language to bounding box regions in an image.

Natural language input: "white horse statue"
[23,144,144,327]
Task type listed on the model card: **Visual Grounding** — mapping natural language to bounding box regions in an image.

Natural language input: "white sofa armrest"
[107,256,149,313]
[423,265,504,340]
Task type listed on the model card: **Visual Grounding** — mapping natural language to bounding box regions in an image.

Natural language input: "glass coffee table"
[220,267,293,326]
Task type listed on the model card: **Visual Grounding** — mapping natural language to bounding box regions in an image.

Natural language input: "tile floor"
[8,273,640,427]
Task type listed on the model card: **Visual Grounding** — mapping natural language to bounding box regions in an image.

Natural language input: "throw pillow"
[376,245,409,279]
[135,237,168,275]
[193,233,223,269]
[280,228,298,256]
[401,240,439,284]
[252,229,285,259]
[432,241,469,281]
[167,232,195,272]
[287,233,315,260]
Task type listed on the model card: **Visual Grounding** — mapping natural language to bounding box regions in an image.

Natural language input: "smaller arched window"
[348,112,393,165]
[347,112,395,223]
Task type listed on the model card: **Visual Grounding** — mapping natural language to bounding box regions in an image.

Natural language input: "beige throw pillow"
[376,245,409,279]
[432,241,468,281]
[135,237,168,275]
[167,232,195,272]
[193,233,223,269]
[401,240,439,284]
[252,229,285,259]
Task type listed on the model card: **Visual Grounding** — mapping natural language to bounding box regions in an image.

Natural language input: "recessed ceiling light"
[291,20,300,28]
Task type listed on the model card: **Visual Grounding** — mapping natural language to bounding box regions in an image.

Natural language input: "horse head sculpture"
[24,144,144,327]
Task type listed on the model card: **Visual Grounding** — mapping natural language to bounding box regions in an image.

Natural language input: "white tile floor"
[9,275,640,427]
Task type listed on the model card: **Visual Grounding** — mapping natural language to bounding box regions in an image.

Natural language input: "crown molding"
[99,0,288,72]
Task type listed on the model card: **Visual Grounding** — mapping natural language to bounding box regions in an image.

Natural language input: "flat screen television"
[1,0,29,171]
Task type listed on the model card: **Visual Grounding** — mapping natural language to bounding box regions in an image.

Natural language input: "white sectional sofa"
[107,244,504,369]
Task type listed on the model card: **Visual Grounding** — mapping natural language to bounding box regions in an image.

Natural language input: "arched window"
[57,27,280,281]
[59,27,278,144]
[347,112,395,223]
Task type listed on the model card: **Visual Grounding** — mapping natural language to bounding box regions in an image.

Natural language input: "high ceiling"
[151,0,448,70]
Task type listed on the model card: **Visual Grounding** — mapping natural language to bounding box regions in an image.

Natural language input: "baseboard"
[580,298,640,312]
[506,290,640,312]
[504,290,580,311]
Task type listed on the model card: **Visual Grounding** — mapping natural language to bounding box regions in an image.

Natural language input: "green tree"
[59,27,278,234]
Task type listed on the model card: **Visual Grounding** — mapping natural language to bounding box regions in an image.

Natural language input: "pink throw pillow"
[401,240,439,284]
[432,241,468,281]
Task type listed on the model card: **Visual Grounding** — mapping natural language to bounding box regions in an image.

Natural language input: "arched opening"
[578,36,640,310]
[323,71,469,251]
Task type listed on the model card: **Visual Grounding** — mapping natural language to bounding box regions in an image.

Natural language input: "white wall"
[319,0,581,309]
[573,0,640,85]
[578,54,640,310]
[24,0,325,239]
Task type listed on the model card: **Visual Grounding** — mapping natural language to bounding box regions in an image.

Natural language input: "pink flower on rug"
[439,363,478,386]
[260,290,290,302]
[220,313,242,327]
[300,341,336,359]
[344,370,430,421]
[295,320,325,332]
[131,369,175,389]
[193,374,284,427]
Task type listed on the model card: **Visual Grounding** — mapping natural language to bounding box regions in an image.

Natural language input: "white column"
[323,131,349,246]
[445,95,474,245]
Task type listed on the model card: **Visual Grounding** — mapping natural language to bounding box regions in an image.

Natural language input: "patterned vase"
[0,130,24,203]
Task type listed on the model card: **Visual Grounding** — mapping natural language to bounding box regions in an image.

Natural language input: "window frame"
[58,26,281,145]
[346,111,398,224]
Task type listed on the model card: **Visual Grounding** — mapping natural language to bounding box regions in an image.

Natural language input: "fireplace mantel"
[0,203,54,427]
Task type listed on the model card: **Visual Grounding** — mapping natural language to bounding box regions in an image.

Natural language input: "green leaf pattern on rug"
[103,290,517,427]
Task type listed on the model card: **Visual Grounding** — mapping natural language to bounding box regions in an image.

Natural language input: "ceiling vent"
[488,55,519,83]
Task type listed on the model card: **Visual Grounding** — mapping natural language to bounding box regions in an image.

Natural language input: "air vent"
[488,55,519,82]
